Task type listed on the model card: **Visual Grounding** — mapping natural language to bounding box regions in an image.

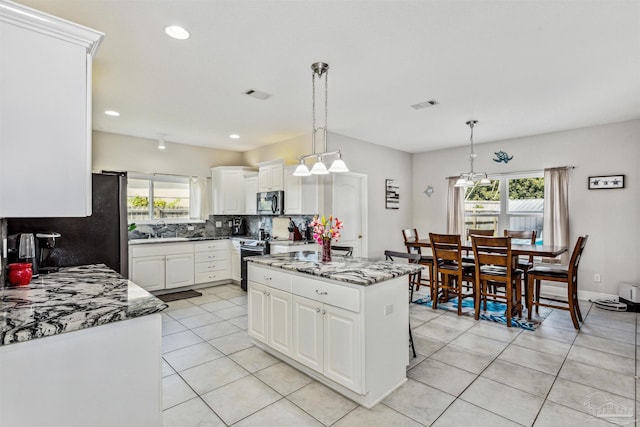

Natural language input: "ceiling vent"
[411,99,439,110]
[244,89,272,100]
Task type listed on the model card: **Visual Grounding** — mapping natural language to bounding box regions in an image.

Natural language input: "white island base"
[0,314,163,427]
[248,262,410,408]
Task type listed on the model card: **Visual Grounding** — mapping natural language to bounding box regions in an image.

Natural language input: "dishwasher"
[240,240,269,291]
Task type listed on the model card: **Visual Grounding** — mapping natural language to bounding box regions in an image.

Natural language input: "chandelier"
[455,120,490,187]
[293,62,349,176]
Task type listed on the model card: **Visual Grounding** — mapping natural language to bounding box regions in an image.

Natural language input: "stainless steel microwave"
[256,191,284,215]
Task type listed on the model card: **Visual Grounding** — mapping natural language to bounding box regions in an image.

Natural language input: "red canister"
[7,263,33,286]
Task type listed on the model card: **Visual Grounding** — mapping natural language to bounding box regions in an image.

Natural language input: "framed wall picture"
[385,179,399,209]
[588,175,625,190]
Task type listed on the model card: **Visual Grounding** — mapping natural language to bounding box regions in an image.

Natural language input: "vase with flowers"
[310,215,343,262]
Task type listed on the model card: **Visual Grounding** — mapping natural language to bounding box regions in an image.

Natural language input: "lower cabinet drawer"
[293,276,360,313]
[195,250,228,263]
[195,260,230,273]
[248,264,292,292]
[195,270,229,283]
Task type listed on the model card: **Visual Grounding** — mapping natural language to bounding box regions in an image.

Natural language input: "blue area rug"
[413,296,550,331]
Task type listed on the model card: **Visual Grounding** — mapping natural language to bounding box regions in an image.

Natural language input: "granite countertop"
[129,236,230,245]
[268,239,316,246]
[247,251,423,286]
[0,264,167,346]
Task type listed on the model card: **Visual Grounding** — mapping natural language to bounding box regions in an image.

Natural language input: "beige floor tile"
[254,362,314,396]
[407,353,426,369]
[482,359,555,398]
[498,344,565,375]
[430,312,478,332]
[449,332,509,358]
[164,299,195,312]
[180,357,249,395]
[583,313,637,332]
[460,377,544,426]
[234,398,323,427]
[512,332,572,357]
[214,305,248,320]
[162,373,197,410]
[229,346,279,373]
[567,346,635,375]
[228,315,248,329]
[192,320,241,340]
[162,359,175,377]
[166,304,210,320]
[163,342,225,372]
[201,376,281,425]
[412,334,447,357]
[547,378,636,423]
[177,312,223,329]
[227,295,248,306]
[534,400,618,427]
[382,378,456,425]
[432,399,522,427]
[214,289,246,299]
[186,293,222,305]
[162,397,225,427]
[467,321,522,343]
[332,403,422,427]
[579,323,636,344]
[558,360,635,399]
[162,319,188,336]
[162,330,204,353]
[413,322,467,343]
[573,334,635,359]
[530,323,578,343]
[199,299,237,313]
[408,358,476,396]
[409,305,443,322]
[431,344,495,374]
[208,330,254,355]
[288,382,358,426]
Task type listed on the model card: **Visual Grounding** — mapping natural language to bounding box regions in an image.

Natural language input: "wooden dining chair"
[429,233,475,315]
[471,236,523,327]
[503,229,537,272]
[526,235,588,329]
[331,245,354,256]
[401,229,434,293]
[384,250,422,358]
[467,229,495,238]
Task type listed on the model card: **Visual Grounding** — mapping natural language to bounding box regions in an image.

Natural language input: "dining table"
[404,239,568,258]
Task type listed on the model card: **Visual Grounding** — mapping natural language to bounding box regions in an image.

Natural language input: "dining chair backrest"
[471,236,512,271]
[504,229,537,264]
[568,235,588,284]
[429,233,462,265]
[331,245,353,257]
[384,250,421,264]
[402,228,421,254]
[467,228,495,238]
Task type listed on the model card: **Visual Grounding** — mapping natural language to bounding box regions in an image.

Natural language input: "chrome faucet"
[153,220,167,237]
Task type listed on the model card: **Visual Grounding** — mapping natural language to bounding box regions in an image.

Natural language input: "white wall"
[92,131,245,177]
[243,132,414,257]
[412,119,640,297]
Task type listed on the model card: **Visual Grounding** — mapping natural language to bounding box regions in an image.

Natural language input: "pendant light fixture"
[293,62,349,177]
[455,120,490,187]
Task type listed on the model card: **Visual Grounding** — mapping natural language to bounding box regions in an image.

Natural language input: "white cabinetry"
[258,160,284,192]
[211,167,255,215]
[0,3,103,217]
[247,263,408,408]
[230,239,242,283]
[284,166,320,215]
[130,243,195,291]
[194,240,230,284]
[244,173,258,214]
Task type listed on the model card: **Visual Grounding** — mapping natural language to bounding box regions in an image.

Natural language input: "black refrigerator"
[7,172,129,277]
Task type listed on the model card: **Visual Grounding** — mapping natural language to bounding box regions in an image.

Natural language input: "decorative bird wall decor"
[493,151,513,163]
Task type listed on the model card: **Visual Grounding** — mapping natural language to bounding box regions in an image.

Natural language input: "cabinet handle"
[315,290,327,295]
[209,255,216,259]
[316,308,321,313]
[322,309,326,315]
[266,292,270,296]
[264,276,272,281]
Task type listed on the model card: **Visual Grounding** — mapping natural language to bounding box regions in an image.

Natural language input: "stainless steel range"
[240,238,269,291]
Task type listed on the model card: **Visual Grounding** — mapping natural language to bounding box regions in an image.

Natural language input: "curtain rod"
[445,166,575,180]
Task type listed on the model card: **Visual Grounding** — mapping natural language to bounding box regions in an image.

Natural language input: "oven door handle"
[271,193,278,214]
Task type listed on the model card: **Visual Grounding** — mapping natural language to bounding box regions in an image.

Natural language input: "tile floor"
[161,283,638,426]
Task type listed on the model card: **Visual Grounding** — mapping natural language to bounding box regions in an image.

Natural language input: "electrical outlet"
[187,225,195,231]
[215,221,222,228]
[594,274,601,283]
[384,304,394,315]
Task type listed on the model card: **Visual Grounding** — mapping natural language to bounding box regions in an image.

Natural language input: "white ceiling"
[17,0,640,153]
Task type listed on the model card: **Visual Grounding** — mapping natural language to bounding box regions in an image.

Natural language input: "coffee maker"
[7,233,39,277]
[36,232,61,274]
[231,217,246,236]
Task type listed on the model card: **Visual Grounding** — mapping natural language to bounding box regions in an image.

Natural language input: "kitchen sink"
[129,237,190,245]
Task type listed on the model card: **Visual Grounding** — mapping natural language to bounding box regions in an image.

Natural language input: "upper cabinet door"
[257,160,284,192]
[0,3,103,217]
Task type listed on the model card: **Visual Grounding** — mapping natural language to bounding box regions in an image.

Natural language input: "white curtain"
[446,177,465,235]
[189,177,210,220]
[543,167,570,263]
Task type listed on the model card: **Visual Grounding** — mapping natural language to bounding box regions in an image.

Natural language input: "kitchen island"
[0,264,167,427]
[247,251,422,408]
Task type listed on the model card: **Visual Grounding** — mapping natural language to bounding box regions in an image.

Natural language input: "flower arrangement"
[310,215,343,245]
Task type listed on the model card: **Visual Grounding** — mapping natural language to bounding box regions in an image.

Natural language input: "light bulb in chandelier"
[293,158,311,177]
[310,156,329,175]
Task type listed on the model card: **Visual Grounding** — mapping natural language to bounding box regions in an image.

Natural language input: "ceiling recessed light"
[165,25,190,40]
[410,99,439,110]
[229,134,240,139]
[104,110,120,116]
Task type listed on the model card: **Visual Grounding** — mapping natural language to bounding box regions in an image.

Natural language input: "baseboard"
[539,284,616,302]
